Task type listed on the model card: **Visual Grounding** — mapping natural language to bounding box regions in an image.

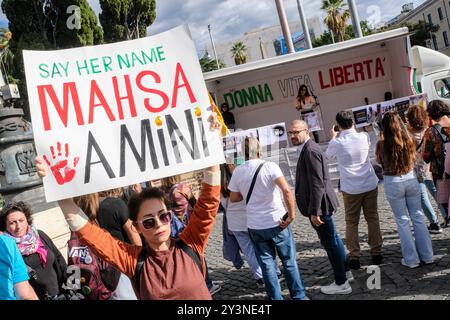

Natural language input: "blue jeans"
[248,225,306,300]
[311,215,349,285]
[232,231,263,280]
[423,179,448,221]
[384,172,434,265]
[419,181,439,224]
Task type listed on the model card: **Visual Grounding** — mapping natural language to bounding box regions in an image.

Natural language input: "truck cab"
[412,45,450,104]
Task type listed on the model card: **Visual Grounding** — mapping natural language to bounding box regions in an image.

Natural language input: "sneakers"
[348,259,361,270]
[428,223,443,234]
[256,279,265,289]
[346,271,354,282]
[371,255,383,265]
[320,280,352,295]
[420,257,435,266]
[401,258,420,269]
[208,284,222,295]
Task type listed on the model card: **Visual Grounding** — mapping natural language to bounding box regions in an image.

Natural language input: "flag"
[209,92,229,137]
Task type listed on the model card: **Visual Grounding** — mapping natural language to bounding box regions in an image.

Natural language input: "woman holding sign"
[35,114,223,300]
[295,85,320,143]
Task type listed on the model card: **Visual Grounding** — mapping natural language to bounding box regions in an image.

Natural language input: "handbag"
[436,172,450,204]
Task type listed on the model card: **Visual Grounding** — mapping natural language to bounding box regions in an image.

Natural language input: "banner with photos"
[222,123,287,163]
[347,93,428,128]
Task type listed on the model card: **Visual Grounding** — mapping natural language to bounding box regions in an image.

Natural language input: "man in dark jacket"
[288,119,352,295]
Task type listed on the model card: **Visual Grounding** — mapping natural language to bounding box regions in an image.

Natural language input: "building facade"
[392,0,450,56]
[205,18,324,68]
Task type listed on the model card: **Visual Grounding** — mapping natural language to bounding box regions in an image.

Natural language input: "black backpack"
[132,239,203,298]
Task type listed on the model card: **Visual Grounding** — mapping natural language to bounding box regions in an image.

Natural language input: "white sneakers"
[346,271,354,282]
[401,258,420,269]
[320,280,352,295]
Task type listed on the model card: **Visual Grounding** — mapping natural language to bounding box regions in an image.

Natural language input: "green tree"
[0,29,14,79]
[380,20,440,47]
[99,0,156,42]
[408,21,440,47]
[56,0,104,47]
[199,53,226,72]
[345,20,374,40]
[312,31,334,48]
[1,0,103,119]
[321,0,350,42]
[231,41,248,65]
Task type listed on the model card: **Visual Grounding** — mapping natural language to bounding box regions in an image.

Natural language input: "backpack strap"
[175,239,203,274]
[246,162,265,205]
[416,137,425,151]
[133,246,147,297]
[133,240,203,297]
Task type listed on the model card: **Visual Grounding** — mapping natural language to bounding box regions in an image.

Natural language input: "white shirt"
[325,128,378,194]
[228,159,286,230]
[221,197,247,232]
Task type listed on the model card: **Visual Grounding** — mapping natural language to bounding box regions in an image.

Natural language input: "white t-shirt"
[228,159,286,230]
[221,197,247,232]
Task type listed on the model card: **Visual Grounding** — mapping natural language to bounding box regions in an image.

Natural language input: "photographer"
[325,111,383,270]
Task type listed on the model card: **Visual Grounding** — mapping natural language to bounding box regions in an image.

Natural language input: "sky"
[0,0,427,50]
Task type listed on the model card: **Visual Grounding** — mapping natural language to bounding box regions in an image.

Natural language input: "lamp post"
[208,24,220,70]
[296,0,312,49]
[348,0,363,38]
[275,0,294,54]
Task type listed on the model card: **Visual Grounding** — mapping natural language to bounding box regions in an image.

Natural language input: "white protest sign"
[23,25,225,202]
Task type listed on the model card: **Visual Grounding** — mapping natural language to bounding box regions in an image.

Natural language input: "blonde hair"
[242,137,261,160]
[73,193,100,222]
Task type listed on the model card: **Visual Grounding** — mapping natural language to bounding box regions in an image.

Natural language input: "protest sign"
[23,25,225,202]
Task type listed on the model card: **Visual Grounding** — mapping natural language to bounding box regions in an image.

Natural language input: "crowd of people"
[1,100,450,300]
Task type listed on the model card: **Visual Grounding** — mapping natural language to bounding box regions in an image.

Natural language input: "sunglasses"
[287,129,307,135]
[137,211,172,230]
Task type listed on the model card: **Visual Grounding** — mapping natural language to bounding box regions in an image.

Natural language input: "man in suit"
[288,120,353,295]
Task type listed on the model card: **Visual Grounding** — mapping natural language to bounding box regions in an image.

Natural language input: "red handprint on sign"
[43,142,80,185]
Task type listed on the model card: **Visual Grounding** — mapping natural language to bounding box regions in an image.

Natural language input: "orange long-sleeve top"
[75,182,220,300]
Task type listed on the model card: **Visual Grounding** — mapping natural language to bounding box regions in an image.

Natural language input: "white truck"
[204,27,450,141]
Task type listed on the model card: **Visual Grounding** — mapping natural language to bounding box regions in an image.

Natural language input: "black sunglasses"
[137,211,172,230]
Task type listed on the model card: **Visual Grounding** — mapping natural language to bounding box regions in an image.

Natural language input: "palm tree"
[231,41,248,65]
[321,0,350,42]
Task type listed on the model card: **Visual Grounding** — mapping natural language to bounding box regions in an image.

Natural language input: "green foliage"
[199,54,226,72]
[312,31,334,48]
[321,0,350,42]
[344,21,374,40]
[99,0,156,42]
[1,0,103,119]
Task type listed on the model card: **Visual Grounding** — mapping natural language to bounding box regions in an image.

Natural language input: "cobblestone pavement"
[204,184,450,300]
